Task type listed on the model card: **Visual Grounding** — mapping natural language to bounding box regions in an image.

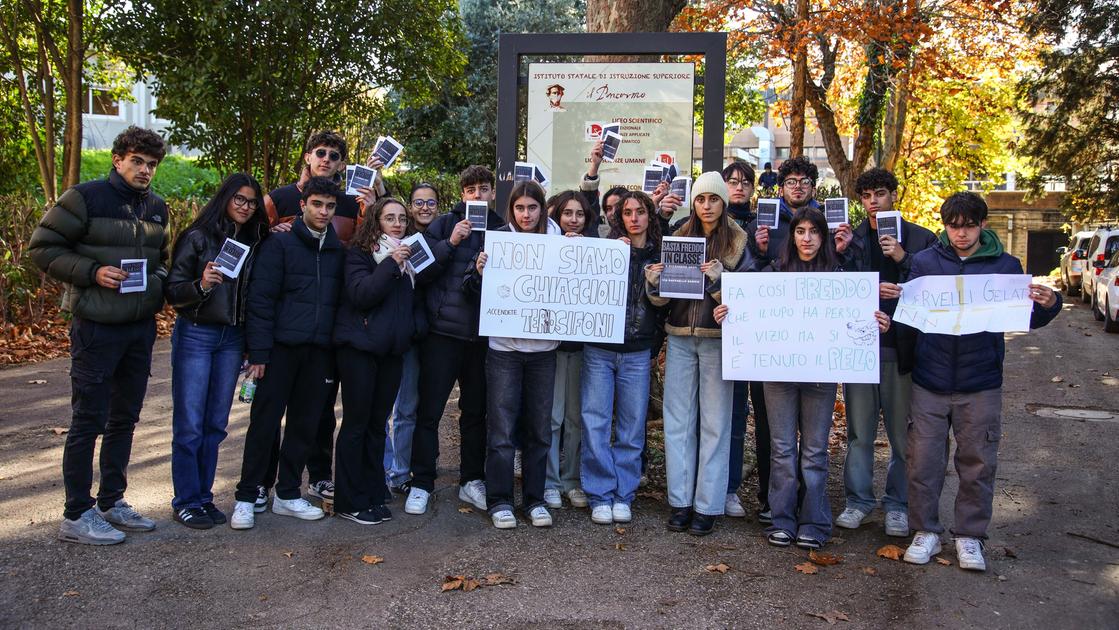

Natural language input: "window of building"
[82,87,120,117]
[775,146,790,158]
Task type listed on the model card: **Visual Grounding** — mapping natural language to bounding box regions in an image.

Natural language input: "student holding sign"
[580,191,666,525]
[331,198,427,526]
[164,174,269,529]
[542,191,596,510]
[468,181,560,529]
[734,206,890,550]
[645,173,751,536]
[834,168,937,538]
[405,166,504,517]
[887,192,1060,571]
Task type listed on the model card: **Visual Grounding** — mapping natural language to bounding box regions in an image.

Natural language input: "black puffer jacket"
[590,239,665,354]
[419,201,506,341]
[333,246,426,356]
[245,218,344,364]
[29,170,169,323]
[165,220,268,326]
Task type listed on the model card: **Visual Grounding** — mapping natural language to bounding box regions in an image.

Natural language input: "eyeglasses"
[411,199,438,209]
[313,148,341,161]
[782,178,814,189]
[382,215,407,224]
[232,193,258,209]
[726,178,749,188]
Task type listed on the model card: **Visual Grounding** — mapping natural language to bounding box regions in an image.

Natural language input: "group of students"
[30,125,1061,574]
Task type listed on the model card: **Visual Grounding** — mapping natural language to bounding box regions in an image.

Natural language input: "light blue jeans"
[842,359,911,513]
[579,345,650,508]
[384,347,418,487]
[663,335,732,516]
[764,381,837,542]
[547,350,583,492]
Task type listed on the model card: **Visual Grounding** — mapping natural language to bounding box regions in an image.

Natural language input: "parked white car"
[1080,226,1119,305]
[1092,249,1119,333]
[1057,230,1094,296]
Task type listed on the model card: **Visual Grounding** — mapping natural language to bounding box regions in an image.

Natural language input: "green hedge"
[80,150,220,200]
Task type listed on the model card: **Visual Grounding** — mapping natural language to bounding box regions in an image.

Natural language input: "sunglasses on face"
[411,199,438,209]
[313,148,341,161]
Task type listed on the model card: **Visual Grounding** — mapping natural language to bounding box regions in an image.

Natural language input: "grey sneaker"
[885,510,910,537]
[59,508,125,545]
[308,480,335,501]
[98,500,156,532]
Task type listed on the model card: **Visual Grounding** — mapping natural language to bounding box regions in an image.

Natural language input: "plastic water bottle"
[238,377,256,403]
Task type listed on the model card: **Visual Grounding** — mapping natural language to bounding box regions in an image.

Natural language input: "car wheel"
[1105,296,1119,333]
[1062,271,1075,296]
[1093,290,1106,321]
[1082,281,1093,303]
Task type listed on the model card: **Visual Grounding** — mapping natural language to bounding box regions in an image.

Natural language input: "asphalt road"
[0,289,1116,629]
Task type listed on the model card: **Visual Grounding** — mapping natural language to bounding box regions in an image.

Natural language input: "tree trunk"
[61,0,83,190]
[585,0,687,61]
[880,68,911,171]
[788,0,809,158]
[0,25,55,202]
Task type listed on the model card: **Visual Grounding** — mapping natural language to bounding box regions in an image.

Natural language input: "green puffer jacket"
[29,170,170,324]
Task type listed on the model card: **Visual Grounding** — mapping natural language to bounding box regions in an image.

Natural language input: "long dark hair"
[675,192,737,261]
[548,189,598,236]
[506,181,548,234]
[609,190,662,244]
[778,207,839,272]
[351,197,411,253]
[174,173,267,253]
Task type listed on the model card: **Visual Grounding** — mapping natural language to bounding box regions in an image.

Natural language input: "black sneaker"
[202,502,227,525]
[688,513,716,536]
[308,480,335,501]
[667,507,692,532]
[768,530,793,547]
[756,504,773,524]
[254,486,269,513]
[174,507,214,530]
[337,508,383,525]
[389,481,411,495]
[374,505,392,522]
[795,534,823,550]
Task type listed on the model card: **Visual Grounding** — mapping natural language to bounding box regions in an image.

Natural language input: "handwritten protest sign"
[479,231,629,343]
[721,272,881,383]
[893,273,1032,335]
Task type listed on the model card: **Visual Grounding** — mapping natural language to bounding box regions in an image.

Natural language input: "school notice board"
[721,272,881,384]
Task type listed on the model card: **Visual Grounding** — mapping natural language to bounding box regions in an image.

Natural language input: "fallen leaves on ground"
[50,427,68,435]
[614,526,626,535]
[861,567,878,576]
[458,507,473,513]
[282,550,294,558]
[876,544,905,561]
[935,557,951,566]
[361,555,383,565]
[806,610,850,624]
[62,590,79,597]
[809,550,842,566]
[1,304,175,366]
[705,562,731,573]
[1051,376,1064,383]
[441,572,515,592]
[794,561,819,575]
[615,543,627,551]
[1003,547,1018,558]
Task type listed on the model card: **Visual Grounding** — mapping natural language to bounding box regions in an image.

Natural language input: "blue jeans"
[663,335,732,516]
[170,318,243,510]
[385,347,418,486]
[579,346,650,508]
[843,359,911,513]
[484,349,556,513]
[547,350,583,492]
[763,381,837,542]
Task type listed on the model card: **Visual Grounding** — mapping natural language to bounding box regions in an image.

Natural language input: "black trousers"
[334,347,403,513]
[307,380,338,484]
[235,343,334,502]
[750,381,772,508]
[409,333,488,492]
[62,317,156,520]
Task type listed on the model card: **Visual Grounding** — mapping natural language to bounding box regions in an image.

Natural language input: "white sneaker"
[903,531,943,565]
[528,505,552,527]
[835,506,870,529]
[591,505,613,524]
[955,537,987,571]
[612,503,632,523]
[491,509,517,529]
[271,497,325,521]
[544,488,563,509]
[885,510,910,537]
[566,488,589,508]
[458,480,487,510]
[231,501,255,530]
[404,487,430,515]
[725,493,746,518]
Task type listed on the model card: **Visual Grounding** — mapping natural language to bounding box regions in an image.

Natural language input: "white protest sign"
[894,273,1032,335]
[479,231,629,343]
[721,272,881,383]
[119,259,147,294]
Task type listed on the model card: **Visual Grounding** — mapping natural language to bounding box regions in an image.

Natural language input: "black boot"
[667,507,692,532]
[689,513,716,536]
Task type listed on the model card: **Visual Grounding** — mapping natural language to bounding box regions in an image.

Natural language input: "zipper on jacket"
[314,250,322,332]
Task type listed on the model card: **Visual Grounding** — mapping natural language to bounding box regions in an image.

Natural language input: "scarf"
[374,233,415,286]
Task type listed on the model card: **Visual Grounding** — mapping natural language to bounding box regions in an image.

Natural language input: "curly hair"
[854,168,899,195]
[777,155,818,186]
[303,130,348,162]
[609,190,663,244]
[301,175,342,202]
[111,126,167,161]
[350,197,411,252]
